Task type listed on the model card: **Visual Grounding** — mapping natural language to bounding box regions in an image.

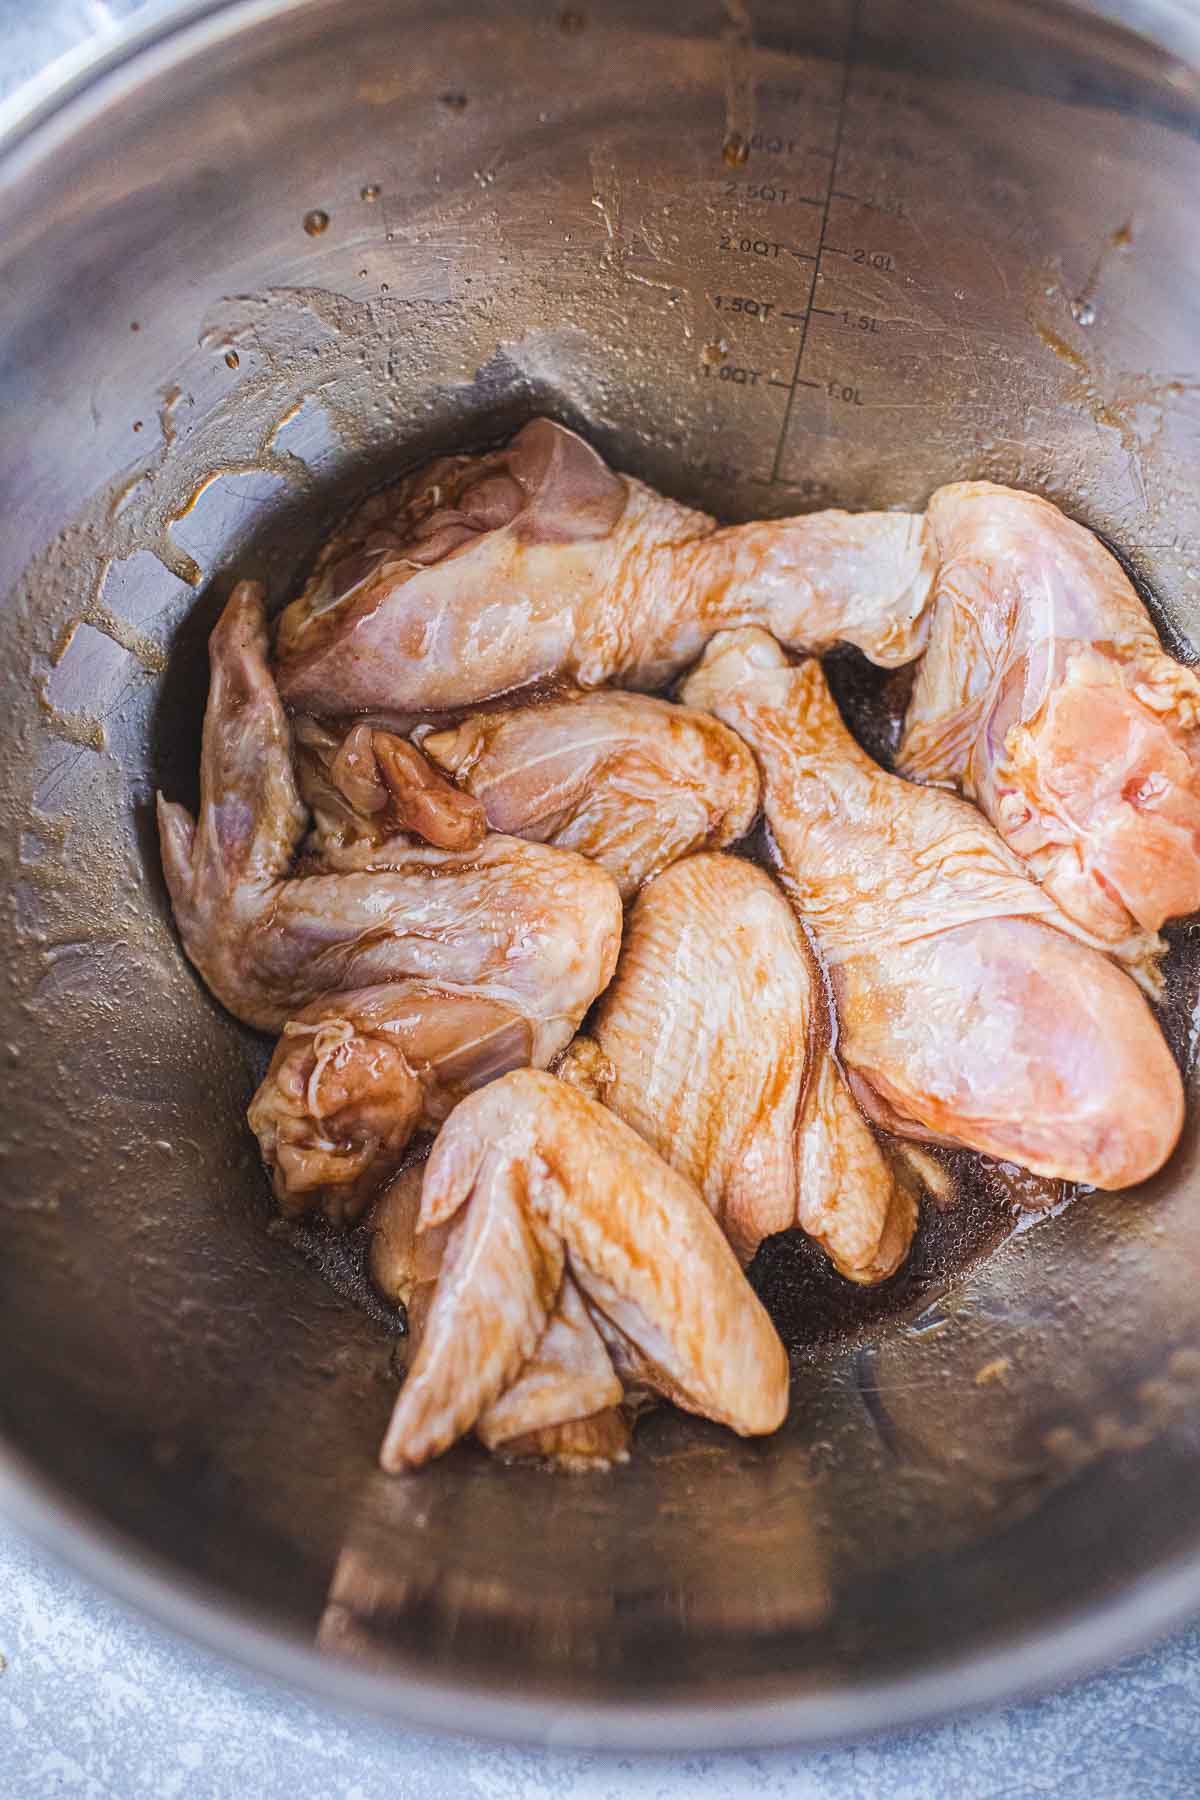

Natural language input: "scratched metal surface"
[4,0,1200,1768]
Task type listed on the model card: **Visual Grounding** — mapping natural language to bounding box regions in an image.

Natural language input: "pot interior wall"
[1,0,1200,1730]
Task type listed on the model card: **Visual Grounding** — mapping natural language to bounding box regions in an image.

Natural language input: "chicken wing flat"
[898,483,1200,963]
[224,837,618,1044]
[579,853,913,1278]
[273,417,934,716]
[379,1070,788,1470]
[157,583,622,1043]
[682,628,1183,1190]
[419,692,760,899]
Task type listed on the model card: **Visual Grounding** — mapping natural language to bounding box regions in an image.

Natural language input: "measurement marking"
[769,0,863,482]
[811,306,838,316]
[765,373,826,394]
[786,250,817,263]
[831,190,862,202]
[726,187,825,207]
[780,309,808,321]
[822,245,851,257]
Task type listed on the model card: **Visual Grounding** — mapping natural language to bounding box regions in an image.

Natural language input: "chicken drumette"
[272,417,934,715]
[683,628,1182,1190]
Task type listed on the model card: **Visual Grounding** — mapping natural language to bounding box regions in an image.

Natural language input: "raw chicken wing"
[369,1161,446,1316]
[370,1165,628,1466]
[475,1273,629,1468]
[579,853,914,1277]
[420,693,760,898]
[379,1071,788,1470]
[682,628,1183,1189]
[899,483,1200,966]
[157,584,622,1041]
[157,580,307,1019]
[293,716,485,856]
[273,418,934,715]
[248,985,535,1220]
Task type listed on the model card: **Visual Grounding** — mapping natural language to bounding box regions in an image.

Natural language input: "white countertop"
[5,1515,1200,1798]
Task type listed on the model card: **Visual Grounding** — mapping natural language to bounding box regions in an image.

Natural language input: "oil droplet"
[559,7,586,32]
[1070,298,1096,327]
[380,282,390,292]
[359,267,369,278]
[723,132,749,168]
[303,208,330,236]
[360,183,382,202]
[439,91,468,111]
[224,349,240,369]
[1112,220,1133,250]
[701,339,730,367]
[132,420,143,433]
[130,320,141,332]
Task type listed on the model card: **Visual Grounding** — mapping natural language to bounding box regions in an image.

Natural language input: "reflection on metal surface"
[1,0,1200,1748]
[317,1440,831,1682]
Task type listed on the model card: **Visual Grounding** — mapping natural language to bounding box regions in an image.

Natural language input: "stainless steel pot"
[2,0,1200,1751]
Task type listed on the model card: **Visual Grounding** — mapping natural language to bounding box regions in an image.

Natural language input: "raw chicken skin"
[898,483,1200,961]
[420,693,761,899]
[248,985,534,1220]
[273,417,934,715]
[379,1071,788,1470]
[370,1166,629,1467]
[369,1161,447,1313]
[157,583,622,1045]
[485,1407,632,1470]
[225,837,617,1046]
[292,715,389,861]
[308,719,487,852]
[157,581,307,1018]
[472,1276,626,1460]
[581,853,914,1278]
[682,629,1183,1189]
